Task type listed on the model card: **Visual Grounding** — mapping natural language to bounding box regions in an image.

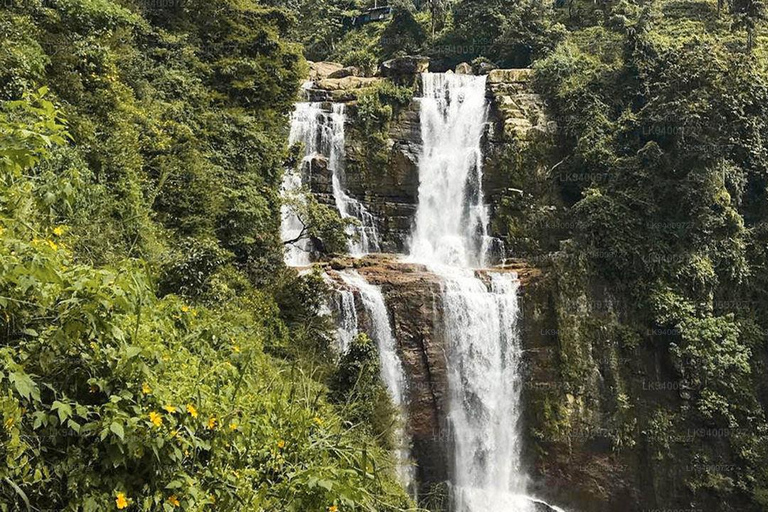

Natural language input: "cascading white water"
[337,270,415,495]
[444,273,531,512]
[409,73,493,268]
[409,72,544,512]
[327,104,382,256]
[321,272,360,355]
[329,284,358,354]
[284,73,562,511]
[280,99,380,265]
[281,100,319,266]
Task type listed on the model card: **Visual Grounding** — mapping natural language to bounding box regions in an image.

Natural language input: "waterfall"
[335,271,415,495]
[328,283,358,354]
[409,73,493,268]
[327,104,382,256]
[281,99,380,265]
[281,100,319,266]
[409,72,540,511]
[444,273,532,511]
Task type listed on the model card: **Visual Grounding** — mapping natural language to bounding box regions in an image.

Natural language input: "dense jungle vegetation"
[0,1,409,510]
[2,0,768,510]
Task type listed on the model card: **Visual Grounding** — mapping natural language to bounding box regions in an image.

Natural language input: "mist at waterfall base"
[281,97,380,265]
[409,73,559,512]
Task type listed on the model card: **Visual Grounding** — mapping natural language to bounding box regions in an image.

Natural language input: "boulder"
[328,66,360,79]
[488,68,533,84]
[315,76,382,91]
[474,60,498,75]
[455,62,472,75]
[380,55,430,79]
[308,61,344,80]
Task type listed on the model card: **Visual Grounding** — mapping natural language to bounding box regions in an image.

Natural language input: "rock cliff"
[303,62,697,512]
[322,255,542,501]
[302,66,552,254]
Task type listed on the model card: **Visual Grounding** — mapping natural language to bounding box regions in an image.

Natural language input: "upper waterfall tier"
[409,73,492,268]
[281,101,381,265]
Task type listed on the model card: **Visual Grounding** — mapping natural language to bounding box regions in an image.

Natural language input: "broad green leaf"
[110,421,124,441]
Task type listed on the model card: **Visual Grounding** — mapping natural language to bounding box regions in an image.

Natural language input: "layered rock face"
[325,254,642,511]
[301,61,735,512]
[348,257,450,489]
[324,256,448,490]
[482,68,556,242]
[343,100,422,253]
[323,255,542,500]
[302,65,552,254]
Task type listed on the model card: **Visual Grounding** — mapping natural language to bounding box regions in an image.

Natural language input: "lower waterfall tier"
[321,255,643,511]
[322,255,544,504]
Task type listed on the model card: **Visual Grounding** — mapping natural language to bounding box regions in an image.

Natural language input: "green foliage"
[430,0,566,68]
[0,2,414,510]
[378,6,428,59]
[528,3,768,507]
[281,184,350,256]
[330,334,400,451]
[346,80,414,185]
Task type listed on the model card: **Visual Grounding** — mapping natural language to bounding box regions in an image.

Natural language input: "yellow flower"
[141,383,151,395]
[167,495,180,507]
[181,305,190,313]
[53,226,65,236]
[313,416,323,426]
[277,439,285,449]
[186,404,198,418]
[232,345,240,353]
[229,422,238,431]
[328,506,338,512]
[149,411,163,427]
[207,417,217,430]
[46,240,58,251]
[163,405,177,414]
[170,429,179,438]
[115,492,129,509]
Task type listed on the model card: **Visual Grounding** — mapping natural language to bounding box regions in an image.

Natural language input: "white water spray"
[281,100,319,266]
[409,73,493,268]
[444,273,530,511]
[326,104,381,256]
[328,282,358,354]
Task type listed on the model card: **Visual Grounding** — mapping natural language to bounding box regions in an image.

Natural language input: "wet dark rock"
[328,66,361,79]
[322,255,539,501]
[380,55,430,81]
